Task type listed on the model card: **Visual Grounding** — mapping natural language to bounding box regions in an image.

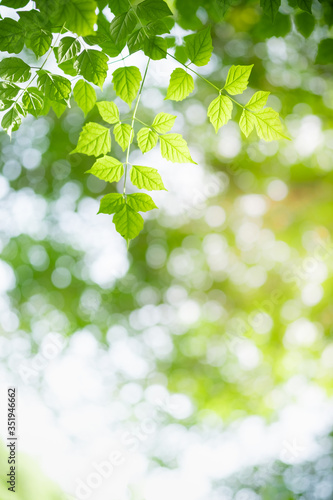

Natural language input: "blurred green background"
[0,0,333,498]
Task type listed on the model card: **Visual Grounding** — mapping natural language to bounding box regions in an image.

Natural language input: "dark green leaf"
[316,39,333,64]
[98,193,124,214]
[127,28,148,54]
[260,0,281,21]
[74,80,96,115]
[52,0,97,36]
[22,88,44,117]
[295,11,315,37]
[1,104,21,133]
[109,0,129,15]
[0,57,31,83]
[184,26,213,66]
[297,0,312,14]
[0,82,20,100]
[37,70,72,101]
[143,36,167,60]
[1,0,29,6]
[110,10,137,46]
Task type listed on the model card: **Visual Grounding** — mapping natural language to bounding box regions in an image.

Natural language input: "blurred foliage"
[0,0,333,498]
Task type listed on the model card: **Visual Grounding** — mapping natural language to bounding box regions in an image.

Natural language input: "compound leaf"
[152,112,176,133]
[245,91,270,112]
[113,123,134,151]
[113,204,144,240]
[126,193,158,212]
[98,193,124,214]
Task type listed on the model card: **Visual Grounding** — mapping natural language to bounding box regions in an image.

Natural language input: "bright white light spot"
[234,340,261,370]
[51,267,72,289]
[22,148,42,170]
[178,300,201,325]
[0,260,16,292]
[239,195,267,217]
[267,179,288,201]
[284,318,318,347]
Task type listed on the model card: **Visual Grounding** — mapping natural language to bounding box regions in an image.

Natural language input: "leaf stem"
[123,58,151,197]
[134,117,150,127]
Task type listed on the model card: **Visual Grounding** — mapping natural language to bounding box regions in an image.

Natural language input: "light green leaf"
[109,0,129,15]
[112,66,142,108]
[96,101,120,124]
[71,122,111,156]
[28,30,52,57]
[260,0,281,21]
[223,65,253,95]
[22,88,44,118]
[297,0,312,14]
[37,70,71,101]
[239,109,255,137]
[252,107,289,141]
[1,105,21,133]
[165,68,194,101]
[245,91,270,112]
[57,37,81,64]
[207,94,233,133]
[126,193,158,212]
[130,165,166,191]
[53,0,97,36]
[143,36,167,60]
[137,0,173,22]
[98,193,124,214]
[127,28,148,54]
[50,100,67,118]
[0,82,20,100]
[0,57,31,83]
[74,80,96,115]
[114,123,134,151]
[152,112,176,133]
[86,156,124,182]
[184,26,213,67]
[160,133,196,163]
[0,18,24,54]
[74,50,109,89]
[110,11,137,46]
[137,128,159,153]
[113,204,144,240]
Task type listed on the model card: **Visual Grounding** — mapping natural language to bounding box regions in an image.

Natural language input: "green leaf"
[86,155,124,182]
[110,11,137,46]
[74,50,109,89]
[239,109,255,137]
[22,88,44,118]
[71,123,111,156]
[37,71,72,101]
[58,58,78,77]
[294,12,315,38]
[143,36,167,60]
[207,94,233,133]
[113,204,144,240]
[96,101,120,124]
[113,123,134,151]
[297,0,312,14]
[137,0,173,22]
[184,26,213,66]
[0,82,20,100]
[109,0,129,15]
[165,68,194,101]
[160,133,196,163]
[128,28,148,54]
[252,108,289,141]
[0,18,24,54]
[146,19,172,36]
[1,0,29,6]
[316,39,333,64]
[126,193,158,212]
[174,45,188,65]
[152,112,176,133]
[245,91,270,112]
[53,0,97,36]
[27,30,52,58]
[0,100,14,111]
[1,105,21,133]
[0,58,31,83]
[74,80,96,115]
[57,37,81,64]
[223,65,253,95]
[130,165,166,191]
[112,66,142,108]
[137,127,159,153]
[260,0,281,21]
[98,193,124,214]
